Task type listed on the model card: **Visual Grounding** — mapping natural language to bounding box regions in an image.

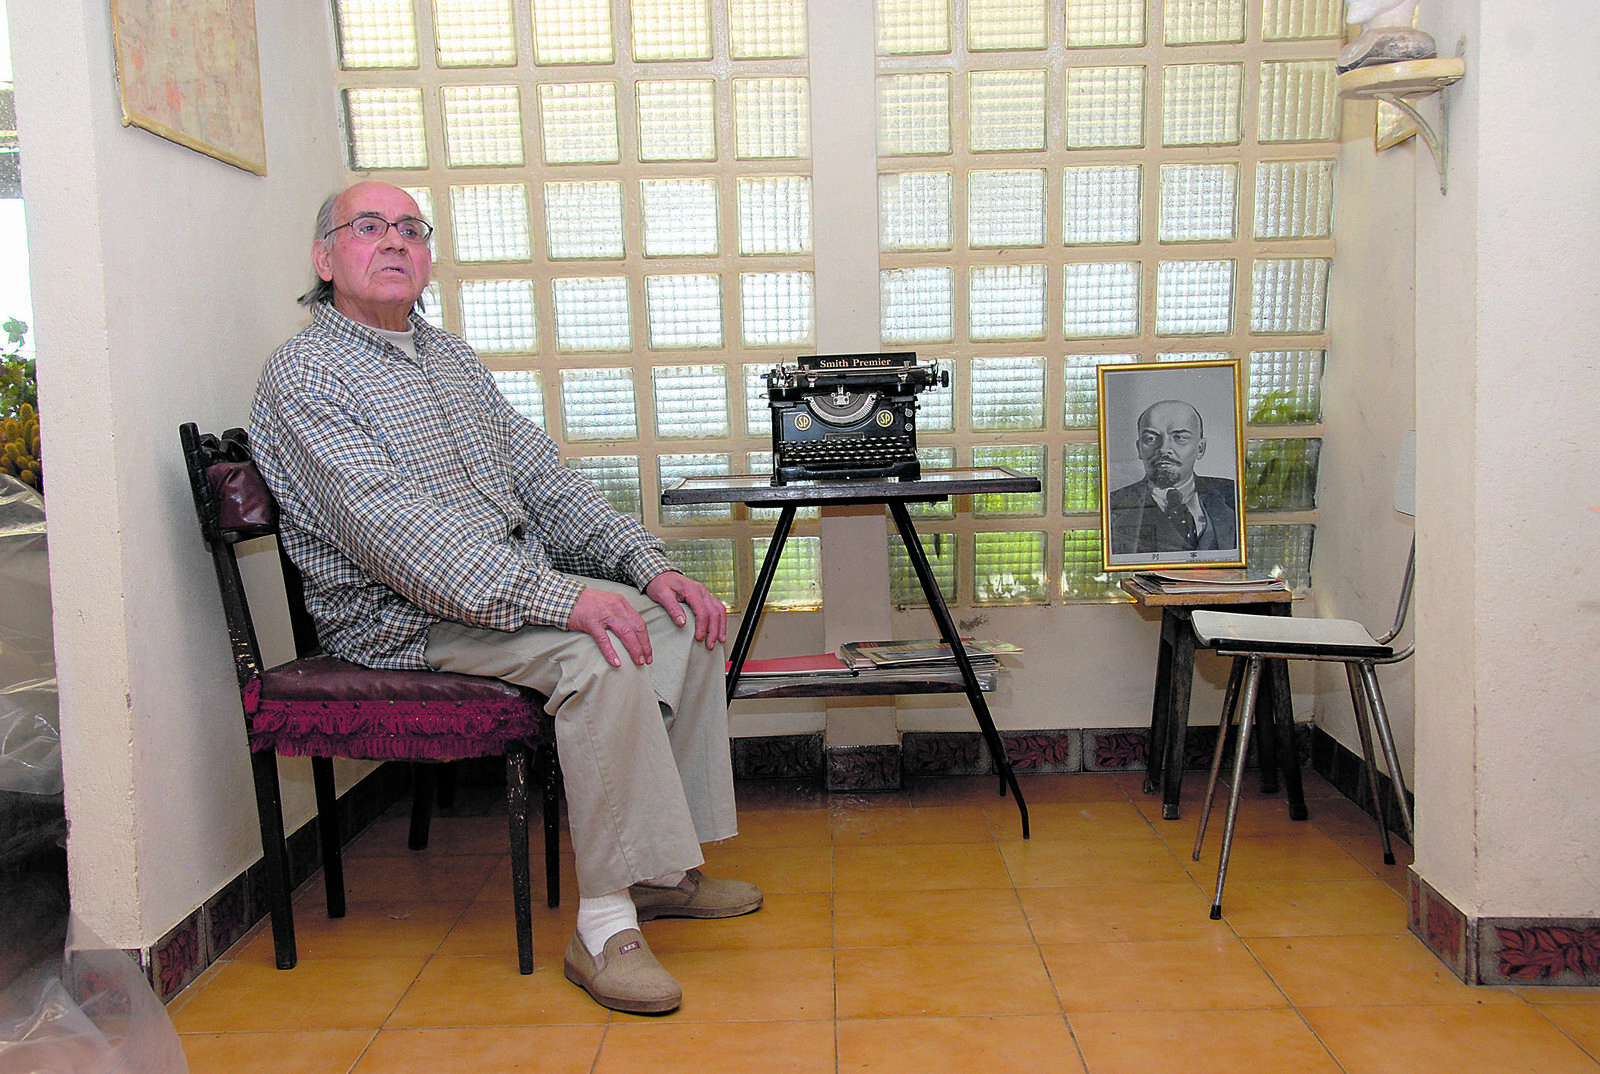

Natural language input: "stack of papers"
[837,638,1022,670]
[1131,569,1288,594]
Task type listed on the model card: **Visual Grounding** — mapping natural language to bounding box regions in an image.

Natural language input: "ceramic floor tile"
[643,891,833,953]
[998,834,1190,888]
[1013,772,1135,805]
[1017,882,1221,945]
[432,894,578,960]
[1247,933,1523,1009]
[991,800,1160,843]
[832,888,1033,948]
[385,955,608,1028]
[835,943,1060,1019]
[334,852,502,903]
[179,1029,376,1073]
[836,1014,1085,1073]
[615,947,835,1023]
[352,1025,608,1073]
[169,957,427,1033]
[718,807,832,847]
[231,900,470,963]
[829,804,995,845]
[1518,988,1600,1006]
[1069,1007,1344,1074]
[595,1018,836,1073]
[1184,827,1374,886]
[1218,878,1408,937]
[344,813,514,859]
[1042,936,1287,1014]
[697,842,832,894]
[1304,1003,1600,1074]
[1534,1003,1600,1060]
[475,849,577,905]
[833,842,1012,892]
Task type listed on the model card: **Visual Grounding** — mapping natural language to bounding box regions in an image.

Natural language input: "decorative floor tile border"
[1409,872,1600,987]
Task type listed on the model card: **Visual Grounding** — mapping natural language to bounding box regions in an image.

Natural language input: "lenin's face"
[1136,401,1206,489]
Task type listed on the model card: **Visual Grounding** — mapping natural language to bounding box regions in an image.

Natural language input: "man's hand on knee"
[568,587,653,667]
[645,571,727,648]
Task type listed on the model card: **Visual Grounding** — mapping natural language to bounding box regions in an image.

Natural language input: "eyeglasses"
[324,213,434,245]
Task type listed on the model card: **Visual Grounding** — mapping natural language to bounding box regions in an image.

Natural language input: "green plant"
[1244,390,1318,512]
[0,318,41,492]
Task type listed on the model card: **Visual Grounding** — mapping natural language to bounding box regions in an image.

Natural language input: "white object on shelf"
[1338,57,1466,193]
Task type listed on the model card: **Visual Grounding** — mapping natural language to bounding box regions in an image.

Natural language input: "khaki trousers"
[424,577,737,897]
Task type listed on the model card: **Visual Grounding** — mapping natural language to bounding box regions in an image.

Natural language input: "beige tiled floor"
[170,771,1600,1073]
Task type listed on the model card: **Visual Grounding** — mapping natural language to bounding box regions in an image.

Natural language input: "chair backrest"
[1379,430,1417,651]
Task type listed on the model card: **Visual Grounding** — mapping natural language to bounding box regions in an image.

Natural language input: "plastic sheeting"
[0,474,58,796]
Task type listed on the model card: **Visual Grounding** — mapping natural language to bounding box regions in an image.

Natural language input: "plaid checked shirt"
[250,303,673,669]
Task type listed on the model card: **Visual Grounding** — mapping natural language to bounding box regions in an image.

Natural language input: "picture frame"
[1097,359,1247,571]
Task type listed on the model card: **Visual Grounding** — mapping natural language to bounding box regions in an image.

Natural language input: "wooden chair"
[1189,432,1417,919]
[179,422,562,973]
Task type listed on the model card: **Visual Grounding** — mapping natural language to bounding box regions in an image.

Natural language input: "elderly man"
[251,180,760,1015]
[1107,398,1238,556]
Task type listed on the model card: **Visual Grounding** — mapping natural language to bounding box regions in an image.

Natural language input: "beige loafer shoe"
[563,928,682,1014]
[630,869,764,922]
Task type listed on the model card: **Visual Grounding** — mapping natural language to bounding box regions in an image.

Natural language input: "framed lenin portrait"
[1097,359,1247,571]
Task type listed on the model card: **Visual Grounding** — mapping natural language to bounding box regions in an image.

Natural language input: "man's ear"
[1195,437,1207,460]
[312,239,334,283]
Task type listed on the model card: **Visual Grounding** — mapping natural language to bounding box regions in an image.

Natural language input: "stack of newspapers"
[1129,568,1288,595]
[729,638,1020,693]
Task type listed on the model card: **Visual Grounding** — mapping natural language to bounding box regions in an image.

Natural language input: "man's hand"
[567,587,655,668]
[645,571,727,650]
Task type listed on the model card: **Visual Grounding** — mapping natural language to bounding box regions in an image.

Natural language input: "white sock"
[576,889,639,956]
[639,869,687,889]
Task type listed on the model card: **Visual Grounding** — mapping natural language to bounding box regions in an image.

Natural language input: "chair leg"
[1193,656,1245,863]
[1343,664,1398,865]
[408,763,437,851]
[1358,661,1416,844]
[1209,655,1264,920]
[505,743,534,975]
[538,737,563,909]
[311,757,345,919]
[250,750,298,969]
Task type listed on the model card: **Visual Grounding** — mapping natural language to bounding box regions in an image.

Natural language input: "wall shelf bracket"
[1338,57,1466,194]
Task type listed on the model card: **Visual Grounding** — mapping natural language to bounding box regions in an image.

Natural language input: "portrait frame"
[1097,359,1247,571]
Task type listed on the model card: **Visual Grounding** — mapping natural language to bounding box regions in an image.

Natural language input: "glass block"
[744,364,774,437]
[908,445,957,518]
[441,85,524,165]
[1251,258,1330,334]
[1163,0,1245,45]
[1061,530,1122,600]
[877,73,952,156]
[459,278,538,352]
[1063,352,1139,427]
[1162,64,1242,147]
[969,0,1046,51]
[1262,0,1344,40]
[631,0,713,61]
[1065,67,1145,149]
[1246,523,1313,589]
[449,183,532,261]
[1064,0,1144,47]
[401,186,437,259]
[880,171,954,252]
[974,532,1048,604]
[1259,60,1339,143]
[881,267,955,344]
[734,78,810,159]
[745,452,821,523]
[969,70,1046,152]
[434,0,517,66]
[1063,165,1141,244]
[559,366,638,440]
[1254,159,1335,240]
[544,180,625,260]
[973,444,1045,516]
[969,265,1047,342]
[344,88,428,168]
[637,80,717,161]
[877,0,951,55]
[751,534,822,610]
[731,0,808,58]
[1247,349,1323,423]
[646,276,724,350]
[642,179,720,257]
[659,453,734,525]
[418,282,445,328]
[1159,163,1237,242]
[915,360,956,433]
[336,0,419,68]
[1156,259,1235,335]
[740,272,814,346]
[889,532,957,606]
[970,355,1045,430]
[1246,437,1320,511]
[663,538,739,607]
[536,82,620,164]
[1062,261,1140,338]
[1061,442,1101,513]
[552,276,633,352]
[969,170,1046,248]
[531,0,614,64]
[567,454,644,518]
[738,176,812,255]
[492,368,546,426]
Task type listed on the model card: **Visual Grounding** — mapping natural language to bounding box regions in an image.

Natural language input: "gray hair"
[296,186,430,316]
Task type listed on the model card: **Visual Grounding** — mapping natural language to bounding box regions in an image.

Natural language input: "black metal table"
[661,467,1039,837]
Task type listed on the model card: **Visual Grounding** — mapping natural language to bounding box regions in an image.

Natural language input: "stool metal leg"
[1193,656,1246,863]
[1208,655,1263,920]
[1357,661,1415,843]
[1344,663,1397,865]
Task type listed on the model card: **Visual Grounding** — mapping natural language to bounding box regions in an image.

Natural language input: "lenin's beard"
[1146,456,1183,488]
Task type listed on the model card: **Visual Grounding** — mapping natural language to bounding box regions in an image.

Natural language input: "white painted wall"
[8,0,346,948]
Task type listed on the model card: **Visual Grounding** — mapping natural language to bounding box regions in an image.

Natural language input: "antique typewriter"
[766,351,947,485]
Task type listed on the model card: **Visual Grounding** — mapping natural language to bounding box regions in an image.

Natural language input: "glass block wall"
[328,0,1338,611]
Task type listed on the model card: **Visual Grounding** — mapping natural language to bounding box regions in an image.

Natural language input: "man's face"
[312,181,432,331]
[1136,401,1206,489]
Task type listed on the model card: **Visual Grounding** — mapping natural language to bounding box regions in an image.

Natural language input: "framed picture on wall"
[1097,359,1247,571]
